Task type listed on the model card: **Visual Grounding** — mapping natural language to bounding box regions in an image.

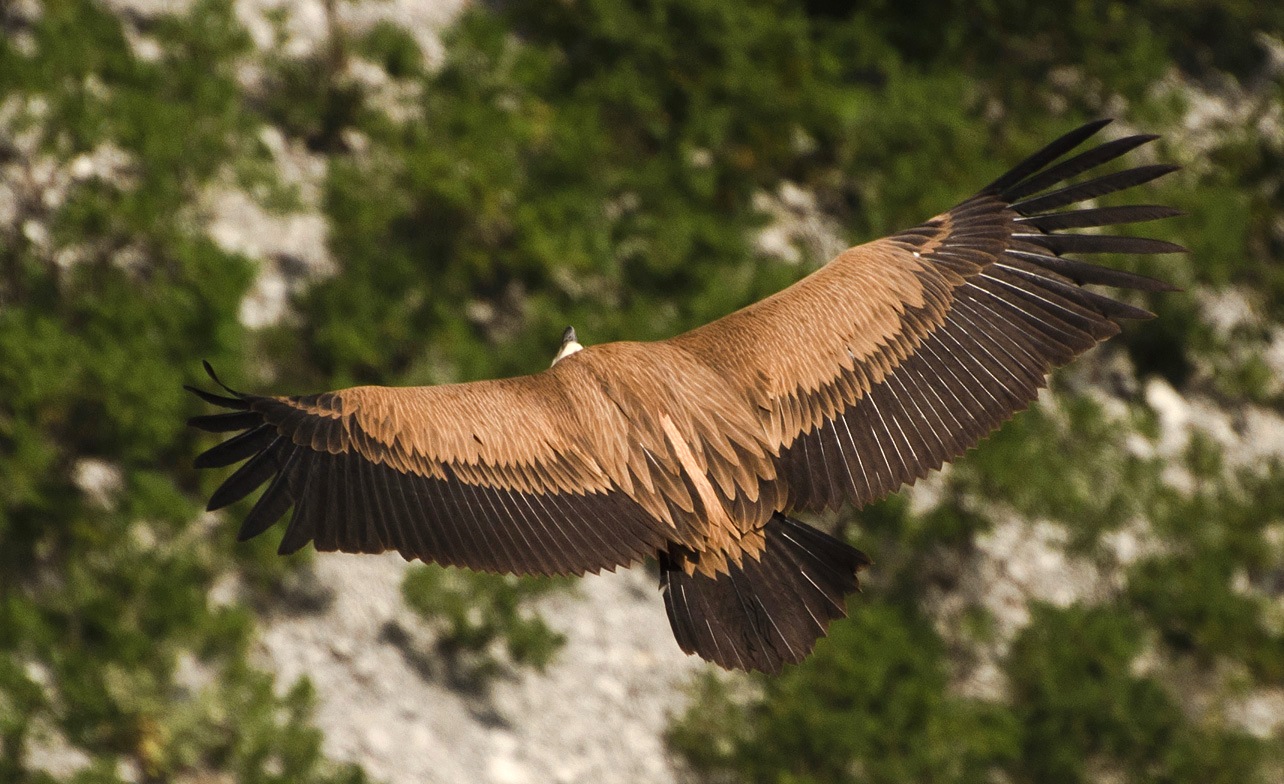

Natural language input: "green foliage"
[1127,453,1284,680]
[1006,604,1265,784]
[276,0,857,387]
[669,602,1020,783]
[5,0,1283,780]
[401,565,570,687]
[0,1,365,780]
[945,391,1166,545]
[354,21,424,80]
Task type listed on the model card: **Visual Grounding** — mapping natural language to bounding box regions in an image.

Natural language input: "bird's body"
[191,120,1184,673]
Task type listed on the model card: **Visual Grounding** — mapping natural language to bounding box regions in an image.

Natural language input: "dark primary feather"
[1004,249,1174,292]
[183,385,247,411]
[1010,163,1180,214]
[981,118,1113,194]
[206,440,285,510]
[1016,233,1186,257]
[193,425,276,470]
[1016,204,1182,231]
[188,410,262,433]
[239,448,301,541]
[1000,133,1158,201]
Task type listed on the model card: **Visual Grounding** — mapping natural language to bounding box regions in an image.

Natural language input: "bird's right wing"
[187,361,687,577]
[669,120,1184,512]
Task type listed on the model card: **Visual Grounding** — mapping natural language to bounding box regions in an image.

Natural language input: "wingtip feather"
[981,118,1115,195]
[201,360,243,396]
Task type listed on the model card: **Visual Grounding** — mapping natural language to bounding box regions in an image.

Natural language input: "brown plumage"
[190,120,1184,674]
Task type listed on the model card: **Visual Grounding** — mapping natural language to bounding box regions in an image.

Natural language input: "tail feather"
[660,513,870,674]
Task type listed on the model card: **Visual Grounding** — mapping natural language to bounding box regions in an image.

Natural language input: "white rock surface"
[1227,688,1284,739]
[752,181,848,267]
[1145,377,1284,476]
[235,0,471,65]
[925,514,1110,702]
[255,553,701,784]
[72,458,124,509]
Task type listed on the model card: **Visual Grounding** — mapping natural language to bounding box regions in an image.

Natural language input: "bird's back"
[554,340,786,565]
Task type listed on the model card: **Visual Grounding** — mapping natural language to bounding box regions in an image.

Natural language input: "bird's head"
[551,325,583,366]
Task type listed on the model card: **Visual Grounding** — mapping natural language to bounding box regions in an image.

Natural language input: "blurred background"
[2,0,1283,782]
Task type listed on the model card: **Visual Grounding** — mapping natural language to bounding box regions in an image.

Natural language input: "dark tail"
[660,513,870,674]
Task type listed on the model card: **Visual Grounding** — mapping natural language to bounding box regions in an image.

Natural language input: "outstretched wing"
[187,362,677,576]
[669,119,1184,511]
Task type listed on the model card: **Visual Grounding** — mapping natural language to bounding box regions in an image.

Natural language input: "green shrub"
[401,565,570,688]
[0,2,365,781]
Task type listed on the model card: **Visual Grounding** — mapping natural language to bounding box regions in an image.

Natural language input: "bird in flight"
[190,120,1183,674]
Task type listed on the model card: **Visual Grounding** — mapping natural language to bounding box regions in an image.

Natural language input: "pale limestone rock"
[254,553,699,784]
[72,458,124,509]
[753,181,848,267]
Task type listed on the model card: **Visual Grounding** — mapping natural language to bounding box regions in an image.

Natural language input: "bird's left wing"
[669,119,1184,512]
[187,363,675,576]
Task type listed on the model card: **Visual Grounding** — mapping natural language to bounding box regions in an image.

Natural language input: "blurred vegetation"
[2,0,1282,781]
[0,0,367,781]
[401,568,570,689]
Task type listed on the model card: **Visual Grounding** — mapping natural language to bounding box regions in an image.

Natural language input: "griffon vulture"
[190,120,1183,674]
